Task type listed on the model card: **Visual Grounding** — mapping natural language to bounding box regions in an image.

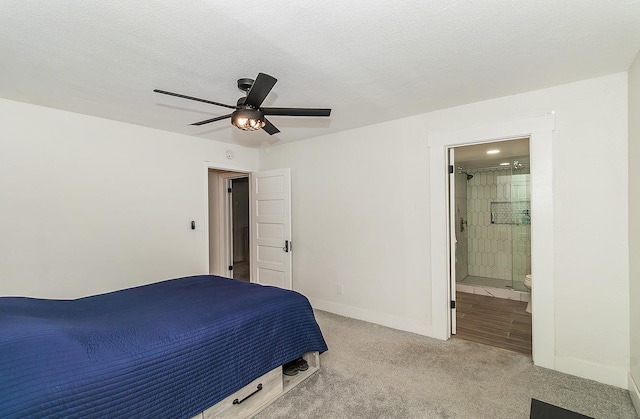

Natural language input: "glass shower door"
[510,165,531,292]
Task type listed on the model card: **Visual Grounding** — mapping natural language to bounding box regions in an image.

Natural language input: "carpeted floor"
[255,310,638,419]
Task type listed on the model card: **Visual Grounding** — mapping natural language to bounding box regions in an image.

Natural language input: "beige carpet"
[256,310,638,419]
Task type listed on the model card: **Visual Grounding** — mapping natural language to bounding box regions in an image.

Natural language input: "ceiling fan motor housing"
[237,78,255,93]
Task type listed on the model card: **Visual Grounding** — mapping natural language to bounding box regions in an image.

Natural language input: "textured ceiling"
[1,1,639,148]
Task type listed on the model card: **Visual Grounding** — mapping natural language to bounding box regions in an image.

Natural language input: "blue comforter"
[0,275,327,418]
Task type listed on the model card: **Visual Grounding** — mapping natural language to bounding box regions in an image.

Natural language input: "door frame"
[220,173,250,279]
[427,114,555,370]
[203,161,251,279]
[448,148,457,334]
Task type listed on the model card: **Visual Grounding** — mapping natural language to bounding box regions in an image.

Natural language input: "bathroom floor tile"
[455,291,532,355]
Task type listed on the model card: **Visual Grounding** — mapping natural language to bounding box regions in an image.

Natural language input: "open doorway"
[207,169,250,282]
[229,177,250,281]
[449,138,532,355]
[428,114,555,369]
[206,166,293,289]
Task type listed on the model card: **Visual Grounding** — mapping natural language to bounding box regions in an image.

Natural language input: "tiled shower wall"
[466,168,531,286]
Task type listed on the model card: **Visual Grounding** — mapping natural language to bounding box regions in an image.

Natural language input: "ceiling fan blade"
[153,89,237,110]
[190,114,233,126]
[244,73,277,108]
[262,107,331,117]
[262,118,280,135]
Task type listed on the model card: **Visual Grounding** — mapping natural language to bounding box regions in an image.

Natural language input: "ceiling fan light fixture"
[231,108,265,131]
[154,72,331,135]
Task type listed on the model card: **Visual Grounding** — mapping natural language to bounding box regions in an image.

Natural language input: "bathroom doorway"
[450,138,533,355]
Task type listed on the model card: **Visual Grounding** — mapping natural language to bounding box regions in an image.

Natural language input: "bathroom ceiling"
[454,138,530,169]
[0,1,639,148]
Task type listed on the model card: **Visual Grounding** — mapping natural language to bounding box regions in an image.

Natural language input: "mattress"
[0,275,327,418]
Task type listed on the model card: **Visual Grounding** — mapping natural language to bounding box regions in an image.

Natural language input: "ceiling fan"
[153,73,331,135]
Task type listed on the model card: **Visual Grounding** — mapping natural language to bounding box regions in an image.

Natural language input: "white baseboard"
[308,298,434,338]
[630,373,640,417]
[308,299,633,393]
[555,355,628,389]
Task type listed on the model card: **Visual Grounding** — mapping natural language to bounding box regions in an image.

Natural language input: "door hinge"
[228,265,233,271]
[448,165,454,174]
[227,187,232,193]
[451,300,456,309]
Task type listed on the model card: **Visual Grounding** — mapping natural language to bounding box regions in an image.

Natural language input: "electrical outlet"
[337,284,344,295]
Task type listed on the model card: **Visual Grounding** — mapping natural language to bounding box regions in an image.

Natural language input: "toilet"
[524,274,532,314]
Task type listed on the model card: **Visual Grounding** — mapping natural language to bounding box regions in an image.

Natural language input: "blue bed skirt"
[0,275,327,418]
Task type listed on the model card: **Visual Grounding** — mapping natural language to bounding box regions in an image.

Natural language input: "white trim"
[448,148,457,334]
[309,298,434,337]
[554,355,628,388]
[427,115,555,370]
[630,373,640,416]
[204,161,253,173]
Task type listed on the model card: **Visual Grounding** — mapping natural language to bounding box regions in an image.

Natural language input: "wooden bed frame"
[192,351,320,419]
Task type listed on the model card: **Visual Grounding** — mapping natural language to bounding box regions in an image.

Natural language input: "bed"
[0,275,328,418]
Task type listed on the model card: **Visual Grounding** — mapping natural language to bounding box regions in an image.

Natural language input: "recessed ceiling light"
[486,149,500,154]
[499,162,510,166]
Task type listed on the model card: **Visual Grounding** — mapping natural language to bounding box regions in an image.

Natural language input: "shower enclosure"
[455,161,531,292]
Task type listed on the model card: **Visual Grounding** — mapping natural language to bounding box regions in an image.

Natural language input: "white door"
[250,168,292,289]
[448,148,457,334]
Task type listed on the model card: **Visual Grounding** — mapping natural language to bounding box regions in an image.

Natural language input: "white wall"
[260,126,433,333]
[259,72,630,387]
[628,52,640,412]
[0,98,258,298]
